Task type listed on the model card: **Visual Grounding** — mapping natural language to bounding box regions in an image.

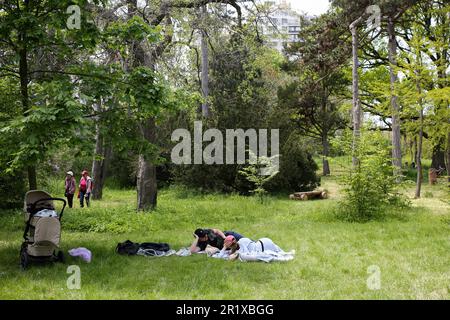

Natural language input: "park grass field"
[0,160,449,299]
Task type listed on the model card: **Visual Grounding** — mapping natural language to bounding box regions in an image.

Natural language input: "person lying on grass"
[190,228,243,253]
[221,235,285,260]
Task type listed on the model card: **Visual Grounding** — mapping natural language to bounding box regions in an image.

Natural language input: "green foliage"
[278,12,351,175]
[0,170,26,209]
[1,78,87,172]
[238,152,279,203]
[104,15,161,50]
[333,130,410,221]
[0,0,100,177]
[171,28,321,194]
[265,134,321,192]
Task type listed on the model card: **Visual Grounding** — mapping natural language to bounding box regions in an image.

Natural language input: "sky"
[289,0,330,16]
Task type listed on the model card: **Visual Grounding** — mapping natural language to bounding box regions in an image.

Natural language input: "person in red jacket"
[64,171,76,208]
[79,170,93,208]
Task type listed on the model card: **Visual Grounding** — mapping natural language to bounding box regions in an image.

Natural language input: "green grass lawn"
[0,168,449,299]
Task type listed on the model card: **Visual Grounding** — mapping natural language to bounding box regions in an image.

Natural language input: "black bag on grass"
[140,242,170,252]
[116,240,170,255]
[116,240,140,255]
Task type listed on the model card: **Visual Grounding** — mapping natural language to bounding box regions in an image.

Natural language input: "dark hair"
[194,228,206,237]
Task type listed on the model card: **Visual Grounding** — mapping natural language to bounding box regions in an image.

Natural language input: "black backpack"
[116,240,140,255]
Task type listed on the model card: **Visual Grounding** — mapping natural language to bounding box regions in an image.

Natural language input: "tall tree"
[0,0,100,190]
[126,0,244,210]
[200,5,210,118]
[284,14,351,176]
[387,15,402,177]
[349,16,364,167]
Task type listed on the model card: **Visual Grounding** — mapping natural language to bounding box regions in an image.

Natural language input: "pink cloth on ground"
[68,247,92,262]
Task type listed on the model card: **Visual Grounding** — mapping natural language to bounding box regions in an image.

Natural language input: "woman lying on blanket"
[221,235,284,260]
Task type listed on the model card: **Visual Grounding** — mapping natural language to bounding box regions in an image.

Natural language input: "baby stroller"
[20,190,66,269]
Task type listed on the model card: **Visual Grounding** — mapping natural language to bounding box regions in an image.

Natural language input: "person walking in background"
[64,171,76,208]
[79,170,93,208]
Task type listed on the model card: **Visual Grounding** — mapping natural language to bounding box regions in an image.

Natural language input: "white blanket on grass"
[175,246,295,262]
[175,247,208,256]
[175,245,218,257]
[210,249,295,263]
[137,248,176,257]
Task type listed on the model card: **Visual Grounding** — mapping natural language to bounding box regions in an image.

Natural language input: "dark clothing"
[65,176,76,208]
[66,193,74,208]
[65,177,76,194]
[224,231,243,241]
[116,240,170,255]
[197,229,244,251]
[197,229,223,251]
[79,191,90,208]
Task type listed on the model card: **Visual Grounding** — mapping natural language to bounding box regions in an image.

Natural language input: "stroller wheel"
[20,248,29,270]
[57,250,65,263]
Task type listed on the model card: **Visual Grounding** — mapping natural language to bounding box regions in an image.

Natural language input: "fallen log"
[289,190,328,201]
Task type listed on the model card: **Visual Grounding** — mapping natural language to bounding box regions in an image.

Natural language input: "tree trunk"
[200,5,210,118]
[322,133,330,176]
[350,18,362,168]
[127,0,158,211]
[91,145,111,200]
[409,137,413,165]
[415,117,423,198]
[435,35,449,181]
[19,17,37,190]
[403,134,407,159]
[431,144,446,170]
[27,166,37,190]
[387,17,402,178]
[137,118,158,211]
[415,70,424,199]
[91,116,111,200]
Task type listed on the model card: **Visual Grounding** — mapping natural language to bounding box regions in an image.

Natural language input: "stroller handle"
[28,197,67,221]
[23,197,67,241]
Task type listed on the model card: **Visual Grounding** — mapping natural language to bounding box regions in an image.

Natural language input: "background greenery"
[0,160,448,299]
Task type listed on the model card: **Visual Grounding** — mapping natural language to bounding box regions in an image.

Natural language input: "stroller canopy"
[24,190,54,212]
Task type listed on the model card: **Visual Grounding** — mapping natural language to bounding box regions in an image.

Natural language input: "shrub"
[334,130,410,222]
[172,137,320,194]
[239,153,279,202]
[265,135,320,192]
